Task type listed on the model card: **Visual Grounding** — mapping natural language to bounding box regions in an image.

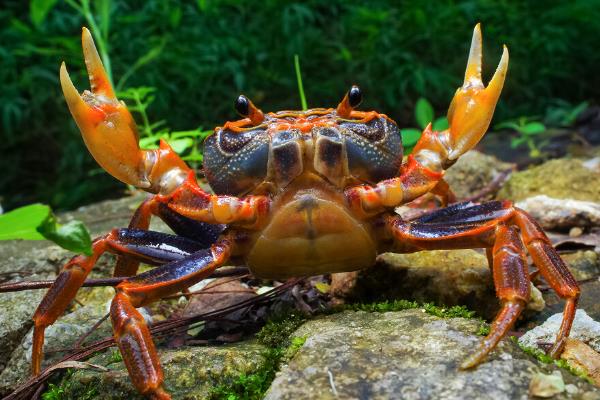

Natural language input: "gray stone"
[520,309,600,354]
[0,290,113,396]
[60,341,268,400]
[497,158,600,203]
[331,250,498,319]
[516,195,600,230]
[0,275,47,372]
[444,150,514,200]
[265,310,600,400]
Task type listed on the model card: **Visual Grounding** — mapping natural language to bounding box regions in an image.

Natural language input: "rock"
[0,291,113,396]
[331,250,548,320]
[0,275,47,372]
[515,195,600,230]
[497,158,600,203]
[444,151,514,200]
[519,309,600,354]
[265,310,600,400]
[561,250,600,281]
[59,341,268,400]
[529,371,566,398]
[331,250,498,319]
[561,339,600,387]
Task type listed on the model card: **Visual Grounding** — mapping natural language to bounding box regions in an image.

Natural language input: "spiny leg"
[114,197,225,277]
[513,209,580,357]
[388,201,579,366]
[111,238,232,399]
[31,229,206,375]
[461,224,529,369]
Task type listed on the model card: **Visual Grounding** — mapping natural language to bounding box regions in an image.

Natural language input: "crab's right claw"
[446,23,509,161]
[60,28,149,188]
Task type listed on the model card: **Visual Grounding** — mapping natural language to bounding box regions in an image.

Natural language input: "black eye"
[348,85,362,108]
[235,95,250,117]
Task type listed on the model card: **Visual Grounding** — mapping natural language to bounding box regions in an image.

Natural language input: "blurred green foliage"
[1,0,600,210]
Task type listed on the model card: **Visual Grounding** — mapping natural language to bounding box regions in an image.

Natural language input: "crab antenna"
[336,85,362,118]
[235,94,264,125]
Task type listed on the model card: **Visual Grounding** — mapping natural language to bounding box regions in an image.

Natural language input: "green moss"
[476,324,491,336]
[107,349,123,364]
[514,338,594,383]
[209,312,308,400]
[41,383,66,400]
[255,312,307,348]
[41,369,99,400]
[202,300,485,399]
[209,347,283,400]
[337,299,478,320]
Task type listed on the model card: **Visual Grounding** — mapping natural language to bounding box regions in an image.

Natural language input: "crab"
[29,24,579,399]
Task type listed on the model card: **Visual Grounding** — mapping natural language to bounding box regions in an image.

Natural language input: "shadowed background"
[1,0,599,210]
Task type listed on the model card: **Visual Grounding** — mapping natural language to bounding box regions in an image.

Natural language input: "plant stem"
[132,90,152,137]
[294,54,307,111]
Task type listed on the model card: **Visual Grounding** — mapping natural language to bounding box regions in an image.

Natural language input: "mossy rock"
[265,310,600,400]
[497,158,600,202]
[56,341,268,400]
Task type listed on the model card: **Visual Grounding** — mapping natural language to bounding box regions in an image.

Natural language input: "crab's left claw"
[61,28,190,193]
[446,23,509,161]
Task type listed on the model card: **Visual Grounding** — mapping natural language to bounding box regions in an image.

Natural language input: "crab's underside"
[25,25,579,399]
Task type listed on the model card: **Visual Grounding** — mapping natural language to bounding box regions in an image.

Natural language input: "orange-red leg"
[388,201,580,366]
[31,229,207,375]
[461,224,529,369]
[114,198,225,277]
[513,209,580,357]
[110,238,231,399]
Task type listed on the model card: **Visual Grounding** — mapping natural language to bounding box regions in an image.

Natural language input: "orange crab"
[30,25,579,399]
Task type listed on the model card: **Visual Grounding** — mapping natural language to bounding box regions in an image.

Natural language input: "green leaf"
[564,101,588,125]
[401,128,422,146]
[30,0,59,27]
[520,122,546,135]
[432,117,449,131]
[510,136,527,149]
[0,204,48,240]
[167,138,194,154]
[0,204,92,255]
[415,98,434,129]
[495,121,520,131]
[38,214,93,256]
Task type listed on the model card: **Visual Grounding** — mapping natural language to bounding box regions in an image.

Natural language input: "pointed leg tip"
[459,356,479,370]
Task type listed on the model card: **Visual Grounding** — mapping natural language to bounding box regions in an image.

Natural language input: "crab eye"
[348,85,362,108]
[234,94,265,125]
[235,95,250,117]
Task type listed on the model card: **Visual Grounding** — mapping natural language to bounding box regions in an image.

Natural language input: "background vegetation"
[1,0,599,211]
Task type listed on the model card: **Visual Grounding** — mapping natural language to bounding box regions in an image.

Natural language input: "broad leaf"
[0,204,92,255]
[401,128,422,147]
[167,138,194,154]
[432,117,449,131]
[38,214,93,256]
[415,98,434,129]
[0,204,48,240]
[520,122,546,135]
[30,0,59,27]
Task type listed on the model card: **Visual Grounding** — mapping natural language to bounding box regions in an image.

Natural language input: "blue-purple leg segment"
[111,237,232,399]
[31,228,214,377]
[114,197,226,277]
[388,201,579,368]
